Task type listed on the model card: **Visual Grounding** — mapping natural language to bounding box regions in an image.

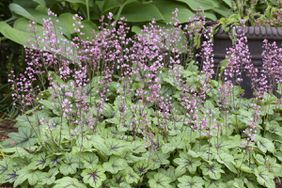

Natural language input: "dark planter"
[213,26,282,97]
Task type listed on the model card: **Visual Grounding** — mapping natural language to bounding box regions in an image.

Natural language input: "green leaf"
[204,12,217,20]
[106,138,130,156]
[210,135,241,150]
[81,166,106,188]
[204,179,226,188]
[106,173,128,187]
[79,152,99,167]
[176,0,217,11]
[211,0,232,17]
[200,162,224,180]
[266,121,282,137]
[146,151,170,170]
[174,152,201,175]
[9,3,35,20]
[161,143,176,154]
[154,0,194,23]
[59,163,79,175]
[13,168,29,187]
[9,3,48,23]
[244,178,259,188]
[159,166,178,182]
[59,154,80,175]
[13,18,34,32]
[67,0,84,3]
[123,153,142,164]
[213,7,232,17]
[226,178,245,188]
[177,175,204,188]
[102,0,122,12]
[131,26,141,34]
[38,99,61,115]
[148,173,173,188]
[274,150,282,162]
[222,0,232,7]
[40,168,58,185]
[133,160,150,176]
[58,13,75,35]
[0,21,32,45]
[81,20,98,38]
[3,126,36,147]
[167,122,189,139]
[235,162,253,174]
[33,0,46,6]
[103,156,128,174]
[122,168,140,184]
[5,170,18,184]
[256,136,275,153]
[187,150,200,158]
[120,2,164,22]
[28,154,47,170]
[265,157,282,177]
[130,140,146,154]
[14,168,49,187]
[215,152,237,173]
[194,146,215,162]
[101,103,114,118]
[27,171,48,186]
[54,177,87,188]
[254,154,265,165]
[12,0,37,8]
[91,135,109,155]
[0,160,9,183]
[255,166,275,188]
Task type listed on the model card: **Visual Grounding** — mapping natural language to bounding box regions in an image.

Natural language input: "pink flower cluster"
[224,27,282,98]
[261,40,282,89]
[224,27,257,87]
[199,26,215,99]
[255,39,282,97]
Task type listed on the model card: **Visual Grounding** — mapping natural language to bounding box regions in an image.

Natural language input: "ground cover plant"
[1,10,282,188]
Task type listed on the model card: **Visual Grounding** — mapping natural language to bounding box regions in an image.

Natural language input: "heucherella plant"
[1,10,282,188]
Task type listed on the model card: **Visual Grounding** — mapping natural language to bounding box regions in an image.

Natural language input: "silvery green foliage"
[1,63,282,188]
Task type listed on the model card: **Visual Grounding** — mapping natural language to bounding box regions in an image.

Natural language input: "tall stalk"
[85,0,90,21]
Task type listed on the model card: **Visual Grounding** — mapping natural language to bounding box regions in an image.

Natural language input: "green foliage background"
[0,0,233,46]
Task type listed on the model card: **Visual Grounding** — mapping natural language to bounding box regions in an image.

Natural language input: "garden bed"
[1,7,282,188]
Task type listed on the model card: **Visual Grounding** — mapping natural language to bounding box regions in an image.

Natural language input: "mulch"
[0,119,16,141]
